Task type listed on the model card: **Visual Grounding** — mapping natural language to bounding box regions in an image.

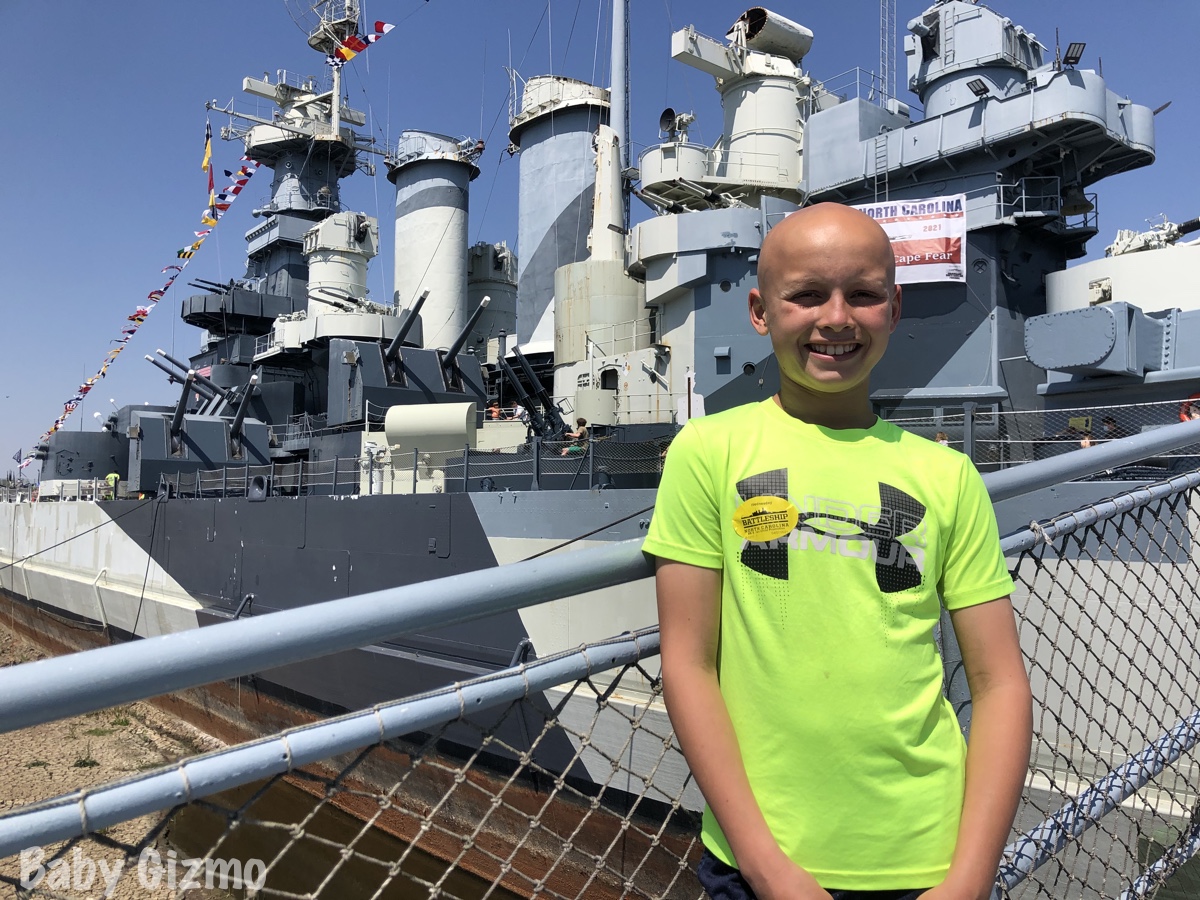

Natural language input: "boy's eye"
[851,290,887,303]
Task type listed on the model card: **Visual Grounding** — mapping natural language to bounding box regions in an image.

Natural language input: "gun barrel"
[1177,217,1200,239]
[387,289,430,361]
[189,278,231,293]
[155,348,191,375]
[443,296,491,366]
[171,371,195,438]
[512,345,566,434]
[498,356,531,405]
[146,355,216,400]
[155,348,229,400]
[498,356,546,434]
[230,371,260,441]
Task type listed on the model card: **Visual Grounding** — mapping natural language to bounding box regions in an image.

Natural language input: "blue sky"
[3,0,1197,471]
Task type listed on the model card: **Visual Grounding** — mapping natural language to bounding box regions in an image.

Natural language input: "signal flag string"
[19,120,260,470]
[325,20,395,67]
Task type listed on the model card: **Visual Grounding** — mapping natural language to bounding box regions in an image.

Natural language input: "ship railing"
[704,146,786,186]
[363,399,391,425]
[150,434,680,500]
[282,411,328,441]
[981,176,1100,232]
[163,455,363,499]
[28,479,110,502]
[636,142,788,189]
[886,394,1200,475]
[0,483,33,503]
[818,66,909,111]
[5,432,1200,896]
[274,68,322,94]
[254,330,284,357]
[579,320,657,359]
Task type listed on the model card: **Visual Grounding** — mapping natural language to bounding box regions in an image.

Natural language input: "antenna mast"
[879,0,897,102]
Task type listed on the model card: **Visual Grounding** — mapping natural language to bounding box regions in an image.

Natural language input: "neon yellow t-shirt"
[643,399,1014,890]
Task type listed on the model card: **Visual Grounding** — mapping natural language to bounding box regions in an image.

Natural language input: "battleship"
[4,0,1200,889]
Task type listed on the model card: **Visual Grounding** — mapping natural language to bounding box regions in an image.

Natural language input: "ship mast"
[610,0,630,230]
[304,0,360,142]
[201,0,379,305]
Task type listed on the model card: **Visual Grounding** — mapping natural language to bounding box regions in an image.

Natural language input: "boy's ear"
[889,285,903,333]
[749,289,770,336]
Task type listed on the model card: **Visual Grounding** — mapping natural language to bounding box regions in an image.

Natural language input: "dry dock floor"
[0,622,230,898]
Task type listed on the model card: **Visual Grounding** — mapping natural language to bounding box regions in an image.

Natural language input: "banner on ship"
[852,194,966,284]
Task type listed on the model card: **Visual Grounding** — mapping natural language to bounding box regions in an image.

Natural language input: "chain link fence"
[3,474,1200,897]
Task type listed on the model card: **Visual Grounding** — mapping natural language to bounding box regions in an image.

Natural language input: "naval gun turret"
[1107,216,1200,257]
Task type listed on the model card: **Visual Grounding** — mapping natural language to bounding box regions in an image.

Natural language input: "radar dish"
[659,108,677,134]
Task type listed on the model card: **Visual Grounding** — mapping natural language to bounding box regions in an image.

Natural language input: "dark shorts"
[696,849,928,900]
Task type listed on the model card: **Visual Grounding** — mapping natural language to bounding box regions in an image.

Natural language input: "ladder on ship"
[873,133,890,202]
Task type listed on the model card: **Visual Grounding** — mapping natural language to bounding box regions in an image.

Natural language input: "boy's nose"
[817,294,853,329]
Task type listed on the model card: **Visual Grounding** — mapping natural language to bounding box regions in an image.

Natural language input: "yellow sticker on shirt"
[733,495,799,542]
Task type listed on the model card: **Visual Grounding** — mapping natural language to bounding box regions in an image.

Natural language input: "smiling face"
[749,204,901,427]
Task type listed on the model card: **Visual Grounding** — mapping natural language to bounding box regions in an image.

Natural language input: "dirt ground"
[0,624,236,898]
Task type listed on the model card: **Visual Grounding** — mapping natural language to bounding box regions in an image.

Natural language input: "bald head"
[757,203,896,299]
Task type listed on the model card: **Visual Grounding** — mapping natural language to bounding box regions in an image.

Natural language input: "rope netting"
[998,482,1200,899]
[3,477,1200,898]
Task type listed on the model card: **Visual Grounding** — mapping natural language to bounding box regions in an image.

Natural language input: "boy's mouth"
[807,342,862,359]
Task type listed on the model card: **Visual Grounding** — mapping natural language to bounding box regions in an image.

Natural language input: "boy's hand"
[743,850,834,900]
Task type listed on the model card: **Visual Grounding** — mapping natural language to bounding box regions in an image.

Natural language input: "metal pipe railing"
[998,710,1200,889]
[1000,469,1200,553]
[0,540,655,735]
[1119,819,1200,899]
[0,628,660,860]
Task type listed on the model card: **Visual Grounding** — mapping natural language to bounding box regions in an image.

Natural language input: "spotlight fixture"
[1062,42,1086,67]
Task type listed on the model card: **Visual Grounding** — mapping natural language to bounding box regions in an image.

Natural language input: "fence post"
[463,444,470,493]
[963,401,977,463]
[334,455,340,494]
[412,448,419,494]
[587,436,595,487]
[222,465,227,498]
[531,437,541,491]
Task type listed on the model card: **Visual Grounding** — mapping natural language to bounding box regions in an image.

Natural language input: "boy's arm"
[927,596,1032,900]
[656,558,832,900]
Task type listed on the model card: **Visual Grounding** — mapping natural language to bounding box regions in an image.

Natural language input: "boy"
[561,417,589,455]
[642,204,1031,900]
